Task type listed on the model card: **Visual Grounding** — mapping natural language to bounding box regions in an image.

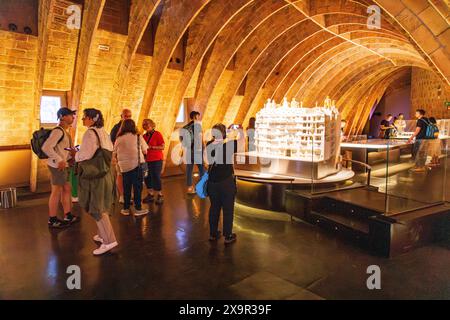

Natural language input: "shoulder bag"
[78,129,112,179]
[195,162,214,199]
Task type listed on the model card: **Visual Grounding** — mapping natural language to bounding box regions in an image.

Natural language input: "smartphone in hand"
[64,145,80,151]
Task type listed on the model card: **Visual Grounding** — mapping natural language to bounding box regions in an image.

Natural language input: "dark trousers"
[122,166,143,210]
[412,140,420,160]
[144,160,163,191]
[207,175,236,237]
[186,163,205,186]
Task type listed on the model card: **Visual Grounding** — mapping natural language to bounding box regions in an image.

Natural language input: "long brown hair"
[117,119,137,137]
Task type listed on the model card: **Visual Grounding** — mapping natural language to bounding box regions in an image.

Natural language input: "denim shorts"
[48,166,69,186]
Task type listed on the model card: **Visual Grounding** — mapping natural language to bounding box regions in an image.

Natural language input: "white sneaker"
[121,209,130,216]
[119,196,124,204]
[134,208,148,216]
[93,241,118,256]
[93,235,104,243]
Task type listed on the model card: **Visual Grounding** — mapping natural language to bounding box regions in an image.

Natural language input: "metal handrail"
[235,175,295,184]
[343,159,372,186]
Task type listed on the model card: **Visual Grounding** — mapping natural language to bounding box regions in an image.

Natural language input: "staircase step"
[309,210,371,237]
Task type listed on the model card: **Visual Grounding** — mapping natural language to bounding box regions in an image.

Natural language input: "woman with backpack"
[142,119,165,205]
[75,108,118,256]
[113,119,149,216]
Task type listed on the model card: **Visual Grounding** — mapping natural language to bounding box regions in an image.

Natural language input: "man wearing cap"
[42,107,80,228]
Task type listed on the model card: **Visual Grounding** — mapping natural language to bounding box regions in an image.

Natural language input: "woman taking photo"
[75,108,118,256]
[205,123,245,244]
[142,119,165,205]
[114,119,149,216]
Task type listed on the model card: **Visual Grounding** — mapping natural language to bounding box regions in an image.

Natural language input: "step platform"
[285,187,450,257]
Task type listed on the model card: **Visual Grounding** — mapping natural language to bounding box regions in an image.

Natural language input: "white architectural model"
[255,97,341,162]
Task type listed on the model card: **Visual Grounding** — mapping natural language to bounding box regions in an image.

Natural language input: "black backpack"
[419,118,439,139]
[31,127,65,159]
[179,121,195,148]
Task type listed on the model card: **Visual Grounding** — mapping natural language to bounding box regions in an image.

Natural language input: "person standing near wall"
[75,109,118,255]
[42,107,79,228]
[142,119,165,205]
[110,109,132,203]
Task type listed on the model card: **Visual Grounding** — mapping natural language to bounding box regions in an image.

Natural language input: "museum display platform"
[235,155,450,257]
[284,186,450,257]
[233,99,450,257]
[234,168,355,212]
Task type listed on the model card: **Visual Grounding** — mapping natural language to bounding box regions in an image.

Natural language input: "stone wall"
[411,67,450,119]
[43,0,80,91]
[0,31,37,146]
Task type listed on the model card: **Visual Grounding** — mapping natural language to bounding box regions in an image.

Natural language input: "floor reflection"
[0,176,448,299]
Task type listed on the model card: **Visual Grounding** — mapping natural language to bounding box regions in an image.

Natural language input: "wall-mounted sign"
[98,44,110,51]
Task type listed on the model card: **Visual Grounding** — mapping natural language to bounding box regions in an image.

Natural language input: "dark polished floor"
[0,176,449,300]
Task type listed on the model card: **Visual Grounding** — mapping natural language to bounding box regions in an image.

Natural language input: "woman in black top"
[205,123,245,244]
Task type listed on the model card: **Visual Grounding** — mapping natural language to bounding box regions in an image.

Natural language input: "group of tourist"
[110,109,165,216]
[40,103,443,255]
[379,113,407,139]
[379,109,441,172]
[41,107,245,255]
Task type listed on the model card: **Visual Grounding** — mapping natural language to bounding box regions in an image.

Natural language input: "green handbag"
[78,129,112,179]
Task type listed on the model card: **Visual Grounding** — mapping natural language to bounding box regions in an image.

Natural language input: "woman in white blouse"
[113,119,148,216]
[75,108,118,256]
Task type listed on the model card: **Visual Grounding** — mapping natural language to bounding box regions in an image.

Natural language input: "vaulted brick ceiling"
[3,0,447,190]
[125,0,449,137]
[24,0,449,140]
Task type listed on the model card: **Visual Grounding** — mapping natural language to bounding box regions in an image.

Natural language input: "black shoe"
[155,194,164,205]
[224,233,237,244]
[64,213,80,224]
[143,194,154,203]
[209,231,221,241]
[48,218,70,229]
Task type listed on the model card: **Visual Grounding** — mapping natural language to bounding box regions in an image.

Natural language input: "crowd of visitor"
[39,104,444,255]
[41,107,246,255]
[376,109,441,172]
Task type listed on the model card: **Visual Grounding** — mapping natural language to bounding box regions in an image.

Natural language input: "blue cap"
[57,108,76,119]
